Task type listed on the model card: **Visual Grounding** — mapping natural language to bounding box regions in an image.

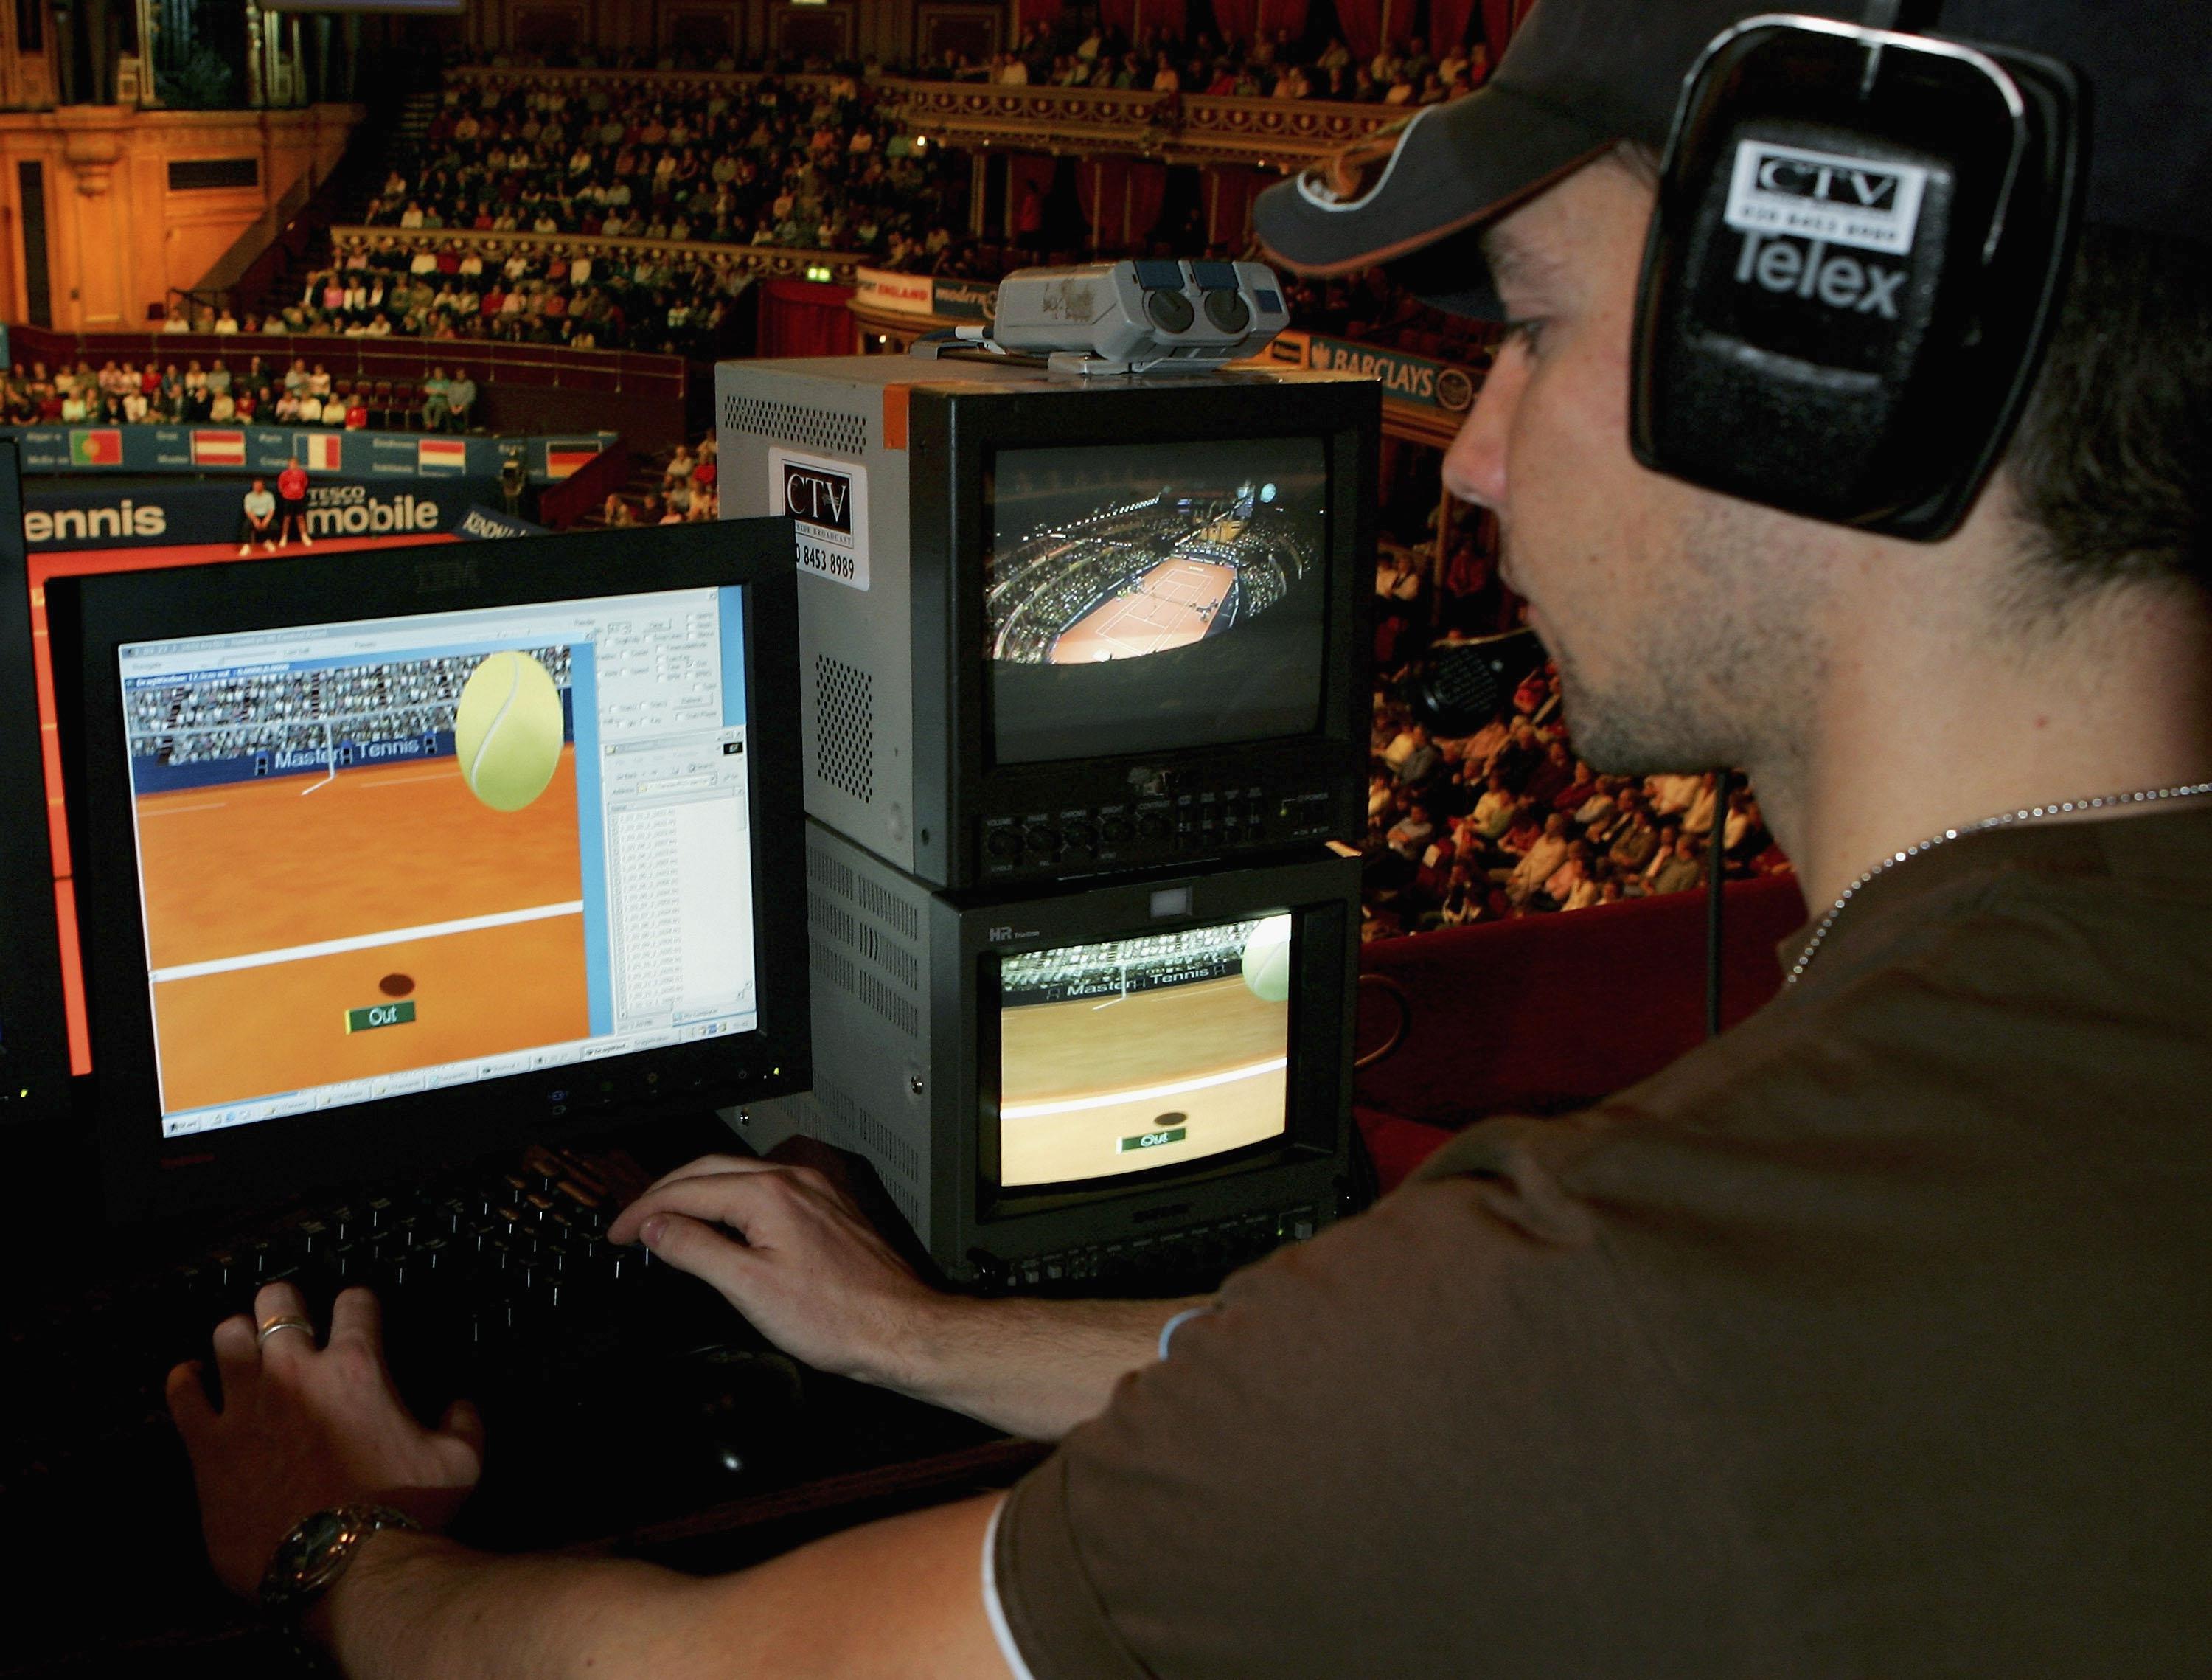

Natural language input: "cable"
[1353,973,1413,1071]
[1705,768,1733,1038]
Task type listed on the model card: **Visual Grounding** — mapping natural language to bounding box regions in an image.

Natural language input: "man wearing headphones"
[168,3,2209,1674]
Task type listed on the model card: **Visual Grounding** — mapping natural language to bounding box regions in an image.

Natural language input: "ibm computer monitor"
[718,356,1378,889]
[46,522,808,1221]
[743,822,1362,1287]
[7,475,361,1114]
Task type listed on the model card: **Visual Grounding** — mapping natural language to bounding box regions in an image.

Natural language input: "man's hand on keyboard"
[608,1153,942,1391]
[609,1152,1193,1440]
[165,1279,486,1599]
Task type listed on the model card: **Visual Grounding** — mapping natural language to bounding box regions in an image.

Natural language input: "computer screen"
[994,910,1295,1190]
[29,544,341,1082]
[116,587,755,1140]
[985,436,1330,766]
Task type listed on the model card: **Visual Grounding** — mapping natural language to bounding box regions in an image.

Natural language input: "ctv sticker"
[769,445,869,591]
[1723,141,1929,256]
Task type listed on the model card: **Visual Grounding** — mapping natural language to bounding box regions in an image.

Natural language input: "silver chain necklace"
[1785,780,2212,985]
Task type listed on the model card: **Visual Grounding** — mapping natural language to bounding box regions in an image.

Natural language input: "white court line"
[1001,1056,1287,1120]
[139,801,229,816]
[150,900,583,982]
[358,771,456,788]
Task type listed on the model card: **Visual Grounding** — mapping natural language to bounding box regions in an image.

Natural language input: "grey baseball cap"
[1253,0,2212,318]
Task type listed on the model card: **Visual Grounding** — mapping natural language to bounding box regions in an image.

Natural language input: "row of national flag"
[63,429,478,474]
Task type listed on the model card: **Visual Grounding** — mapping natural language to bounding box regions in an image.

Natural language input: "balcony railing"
[872,80,1177,157]
[437,64,1410,170]
[326,227,868,288]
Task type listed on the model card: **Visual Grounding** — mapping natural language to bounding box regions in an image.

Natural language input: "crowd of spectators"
[1278,267,1504,369]
[1360,501,1791,940]
[279,234,757,357]
[598,434,720,528]
[129,648,571,768]
[207,38,1498,357]
[237,65,987,349]
[0,355,452,432]
[945,15,1492,106]
[344,70,967,311]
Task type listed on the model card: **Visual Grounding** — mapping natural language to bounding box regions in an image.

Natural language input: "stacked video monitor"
[720,350,1379,1285]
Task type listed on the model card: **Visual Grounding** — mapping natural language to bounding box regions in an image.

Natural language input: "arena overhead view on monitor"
[985,437,1330,764]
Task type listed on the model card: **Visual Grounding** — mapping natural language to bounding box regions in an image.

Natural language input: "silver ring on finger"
[256,1313,316,1349]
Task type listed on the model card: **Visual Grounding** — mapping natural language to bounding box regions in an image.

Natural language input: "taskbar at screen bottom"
[158,1013,759,1139]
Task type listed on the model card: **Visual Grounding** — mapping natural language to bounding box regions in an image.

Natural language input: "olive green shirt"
[995,805,2212,1676]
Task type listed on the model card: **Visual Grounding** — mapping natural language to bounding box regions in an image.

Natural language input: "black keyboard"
[1,1122,1015,1676]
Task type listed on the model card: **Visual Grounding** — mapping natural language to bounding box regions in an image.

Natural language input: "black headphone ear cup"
[1630,18,2084,541]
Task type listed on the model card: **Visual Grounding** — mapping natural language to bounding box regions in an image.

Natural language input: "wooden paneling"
[510,2,591,52]
[461,0,958,67]
[664,4,741,58]
[917,2,998,69]
[769,2,853,60]
[0,103,363,331]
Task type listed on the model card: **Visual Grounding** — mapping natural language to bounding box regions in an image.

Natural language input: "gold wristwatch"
[257,1503,422,1620]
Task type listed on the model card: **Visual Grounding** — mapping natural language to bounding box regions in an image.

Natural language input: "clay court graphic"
[997,915,1293,1187]
[1050,557,1237,662]
[987,440,1326,670]
[125,646,588,1116]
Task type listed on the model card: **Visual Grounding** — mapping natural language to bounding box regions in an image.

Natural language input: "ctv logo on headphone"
[1722,140,1930,322]
[1725,141,1929,254]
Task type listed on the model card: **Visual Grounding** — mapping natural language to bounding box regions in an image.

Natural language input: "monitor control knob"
[1203,289,1251,333]
[1144,288,1194,333]
[1137,813,1171,841]
[1062,821,1098,852]
[1101,817,1135,845]
[1023,825,1062,855]
[985,828,1023,861]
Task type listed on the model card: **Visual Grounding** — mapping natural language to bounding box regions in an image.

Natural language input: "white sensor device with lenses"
[923,260,1292,377]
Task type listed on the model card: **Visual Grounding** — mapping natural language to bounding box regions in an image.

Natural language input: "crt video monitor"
[739,820,1360,1288]
[717,355,1377,890]
[46,522,808,1221]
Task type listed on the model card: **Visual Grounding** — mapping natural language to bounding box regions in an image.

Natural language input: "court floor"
[998,975,1287,1186]
[133,746,588,1113]
[1049,558,1235,664]
[153,914,588,1114]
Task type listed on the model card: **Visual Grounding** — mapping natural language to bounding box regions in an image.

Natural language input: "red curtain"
[1018,0,1062,26]
[1071,162,1106,250]
[1256,0,1308,41]
[1431,0,1475,55]
[1332,0,1383,58]
[1481,0,1519,72]
[1076,159,1170,251]
[1104,0,1189,38]
[1123,160,1167,245]
[1205,164,1270,247]
[1005,153,1055,238]
[758,278,858,358]
[1209,0,1258,48]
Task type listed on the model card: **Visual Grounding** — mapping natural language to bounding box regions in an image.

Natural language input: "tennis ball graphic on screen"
[454,651,563,812]
[1239,914,1295,1004]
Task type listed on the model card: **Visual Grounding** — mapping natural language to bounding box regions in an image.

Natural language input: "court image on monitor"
[116,586,756,1139]
[987,437,1329,765]
[995,913,1293,1189]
